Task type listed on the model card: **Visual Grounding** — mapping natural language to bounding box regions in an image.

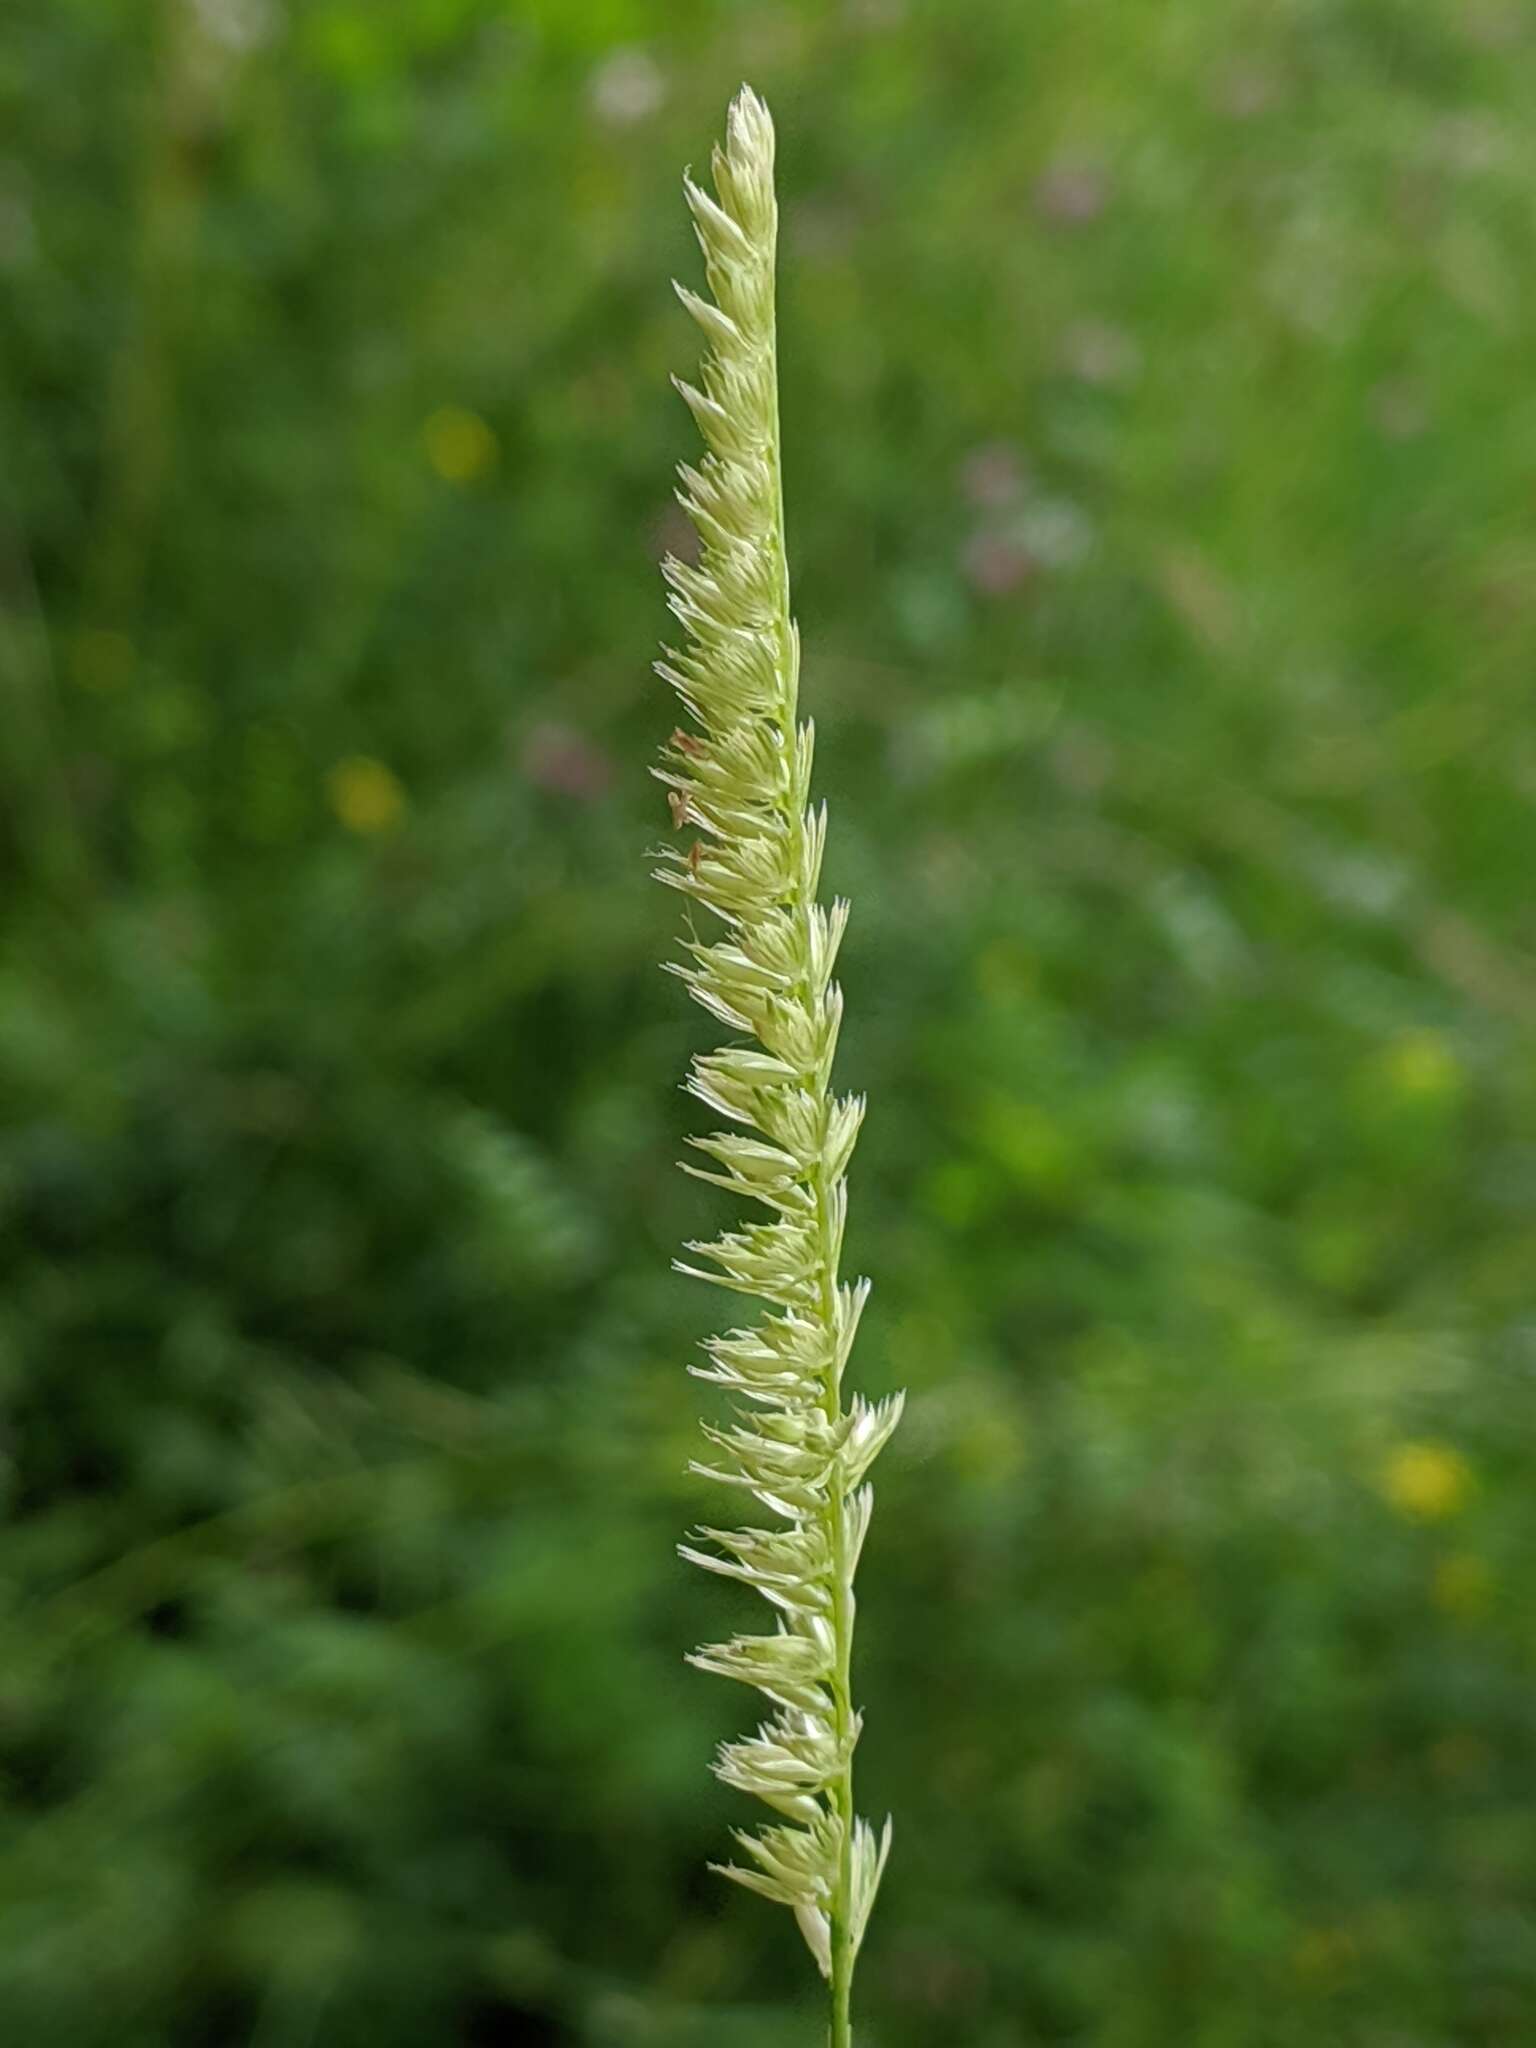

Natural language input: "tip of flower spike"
[728,84,774,161]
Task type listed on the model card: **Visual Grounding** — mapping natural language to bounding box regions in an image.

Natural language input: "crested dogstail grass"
[653,86,901,2046]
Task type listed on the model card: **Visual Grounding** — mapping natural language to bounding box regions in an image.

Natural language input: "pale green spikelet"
[653,86,901,2042]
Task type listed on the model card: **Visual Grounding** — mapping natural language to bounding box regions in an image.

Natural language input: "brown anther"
[667,789,691,829]
[671,727,708,759]
[688,840,703,873]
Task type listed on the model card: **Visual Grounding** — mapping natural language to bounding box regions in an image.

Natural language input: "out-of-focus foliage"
[2,1,1535,2043]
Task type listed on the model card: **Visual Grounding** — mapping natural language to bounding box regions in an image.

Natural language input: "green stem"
[827,1552,856,2048]
[765,180,858,2048]
[807,978,856,2045]
[816,1143,857,2048]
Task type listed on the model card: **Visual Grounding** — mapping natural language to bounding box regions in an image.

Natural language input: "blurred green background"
[4,1,1536,2042]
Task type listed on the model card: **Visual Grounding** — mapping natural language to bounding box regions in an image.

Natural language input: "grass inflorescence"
[652,85,901,2048]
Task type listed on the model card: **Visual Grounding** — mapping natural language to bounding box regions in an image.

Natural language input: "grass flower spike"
[653,87,901,2045]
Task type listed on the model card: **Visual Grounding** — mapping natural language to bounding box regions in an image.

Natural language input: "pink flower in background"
[648,500,700,566]
[960,530,1037,598]
[958,441,1028,510]
[1212,61,1282,120]
[1034,155,1110,227]
[1060,319,1141,388]
[521,722,614,802]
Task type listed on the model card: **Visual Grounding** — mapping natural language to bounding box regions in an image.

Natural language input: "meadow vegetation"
[2,3,1534,2043]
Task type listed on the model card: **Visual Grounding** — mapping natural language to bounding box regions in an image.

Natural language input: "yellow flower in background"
[1429,1731,1489,1778]
[422,404,499,484]
[1291,1926,1359,1986]
[327,755,405,835]
[1378,1441,1473,1523]
[1379,1029,1459,1102]
[1432,1552,1491,1619]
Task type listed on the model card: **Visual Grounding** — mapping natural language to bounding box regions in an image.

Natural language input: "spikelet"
[653,87,901,2026]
